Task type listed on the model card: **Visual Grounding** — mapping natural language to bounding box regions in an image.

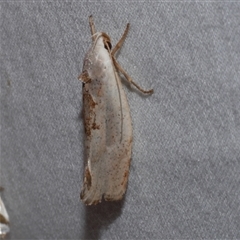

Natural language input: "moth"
[78,16,153,205]
[0,188,10,238]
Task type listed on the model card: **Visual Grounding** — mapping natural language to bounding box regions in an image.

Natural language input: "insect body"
[78,16,153,205]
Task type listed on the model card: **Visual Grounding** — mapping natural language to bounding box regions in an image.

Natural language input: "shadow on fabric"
[81,199,124,239]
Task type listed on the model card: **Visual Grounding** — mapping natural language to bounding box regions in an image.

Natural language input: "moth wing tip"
[80,189,102,206]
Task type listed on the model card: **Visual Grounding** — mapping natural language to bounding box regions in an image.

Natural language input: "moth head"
[102,32,112,51]
[92,32,112,53]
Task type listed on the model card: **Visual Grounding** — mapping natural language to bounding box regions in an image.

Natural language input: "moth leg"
[111,23,130,56]
[89,15,97,41]
[112,57,153,94]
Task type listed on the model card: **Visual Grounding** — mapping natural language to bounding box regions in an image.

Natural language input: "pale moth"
[0,188,10,238]
[78,16,153,205]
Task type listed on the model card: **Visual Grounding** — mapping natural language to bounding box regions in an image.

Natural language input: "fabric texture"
[1,2,240,239]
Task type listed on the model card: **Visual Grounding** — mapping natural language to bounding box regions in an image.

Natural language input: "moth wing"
[80,71,132,205]
[0,196,10,237]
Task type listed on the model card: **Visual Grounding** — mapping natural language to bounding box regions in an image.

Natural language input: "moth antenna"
[111,23,130,56]
[91,33,102,52]
[89,15,96,41]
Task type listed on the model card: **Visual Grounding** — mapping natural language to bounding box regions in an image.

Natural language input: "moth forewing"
[0,196,10,238]
[78,16,153,205]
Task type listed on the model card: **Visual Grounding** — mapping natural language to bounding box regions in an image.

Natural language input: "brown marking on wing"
[97,87,104,97]
[104,194,124,202]
[0,213,9,225]
[84,167,92,190]
[83,91,98,137]
[121,170,129,186]
[78,70,91,83]
[92,122,100,130]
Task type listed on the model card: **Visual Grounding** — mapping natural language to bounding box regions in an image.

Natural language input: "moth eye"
[104,41,112,50]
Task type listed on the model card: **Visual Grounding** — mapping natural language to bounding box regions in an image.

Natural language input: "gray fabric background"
[1,1,240,239]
